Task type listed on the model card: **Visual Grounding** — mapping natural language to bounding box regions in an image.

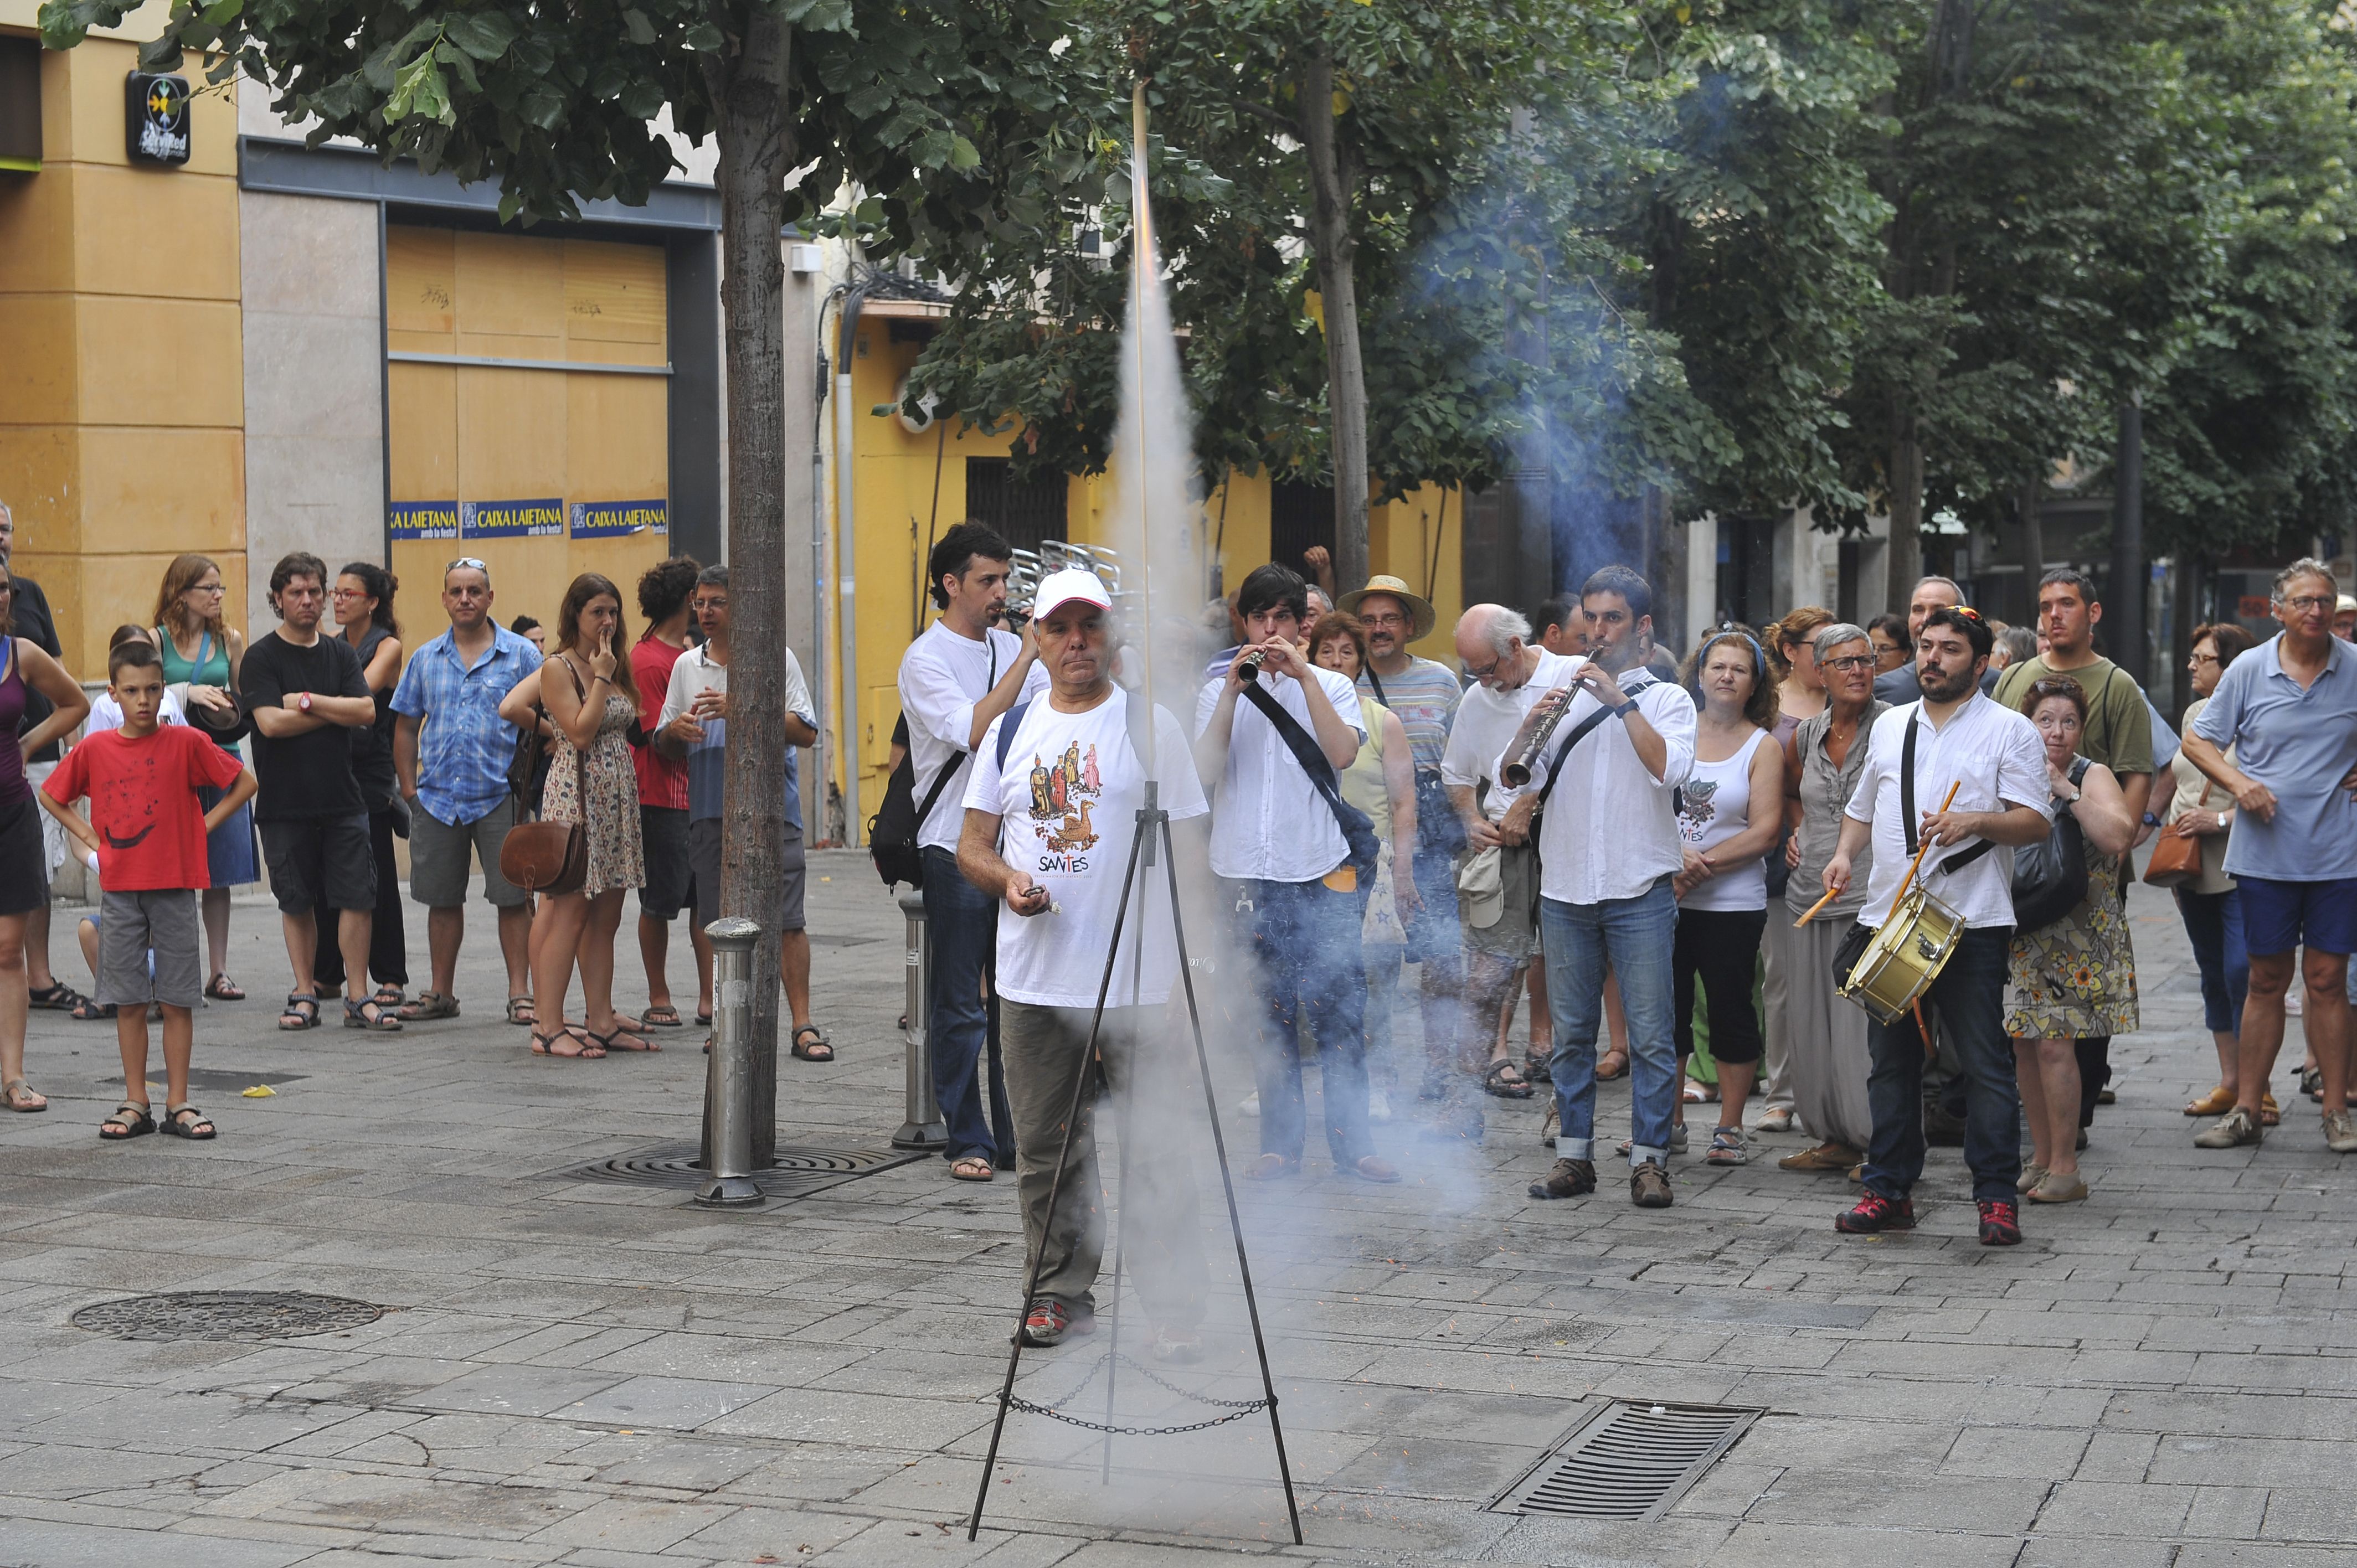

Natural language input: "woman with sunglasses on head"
[153,553,256,1001]
[0,558,92,1110]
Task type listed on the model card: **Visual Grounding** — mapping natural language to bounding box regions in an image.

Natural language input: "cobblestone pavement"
[2,853,2353,1567]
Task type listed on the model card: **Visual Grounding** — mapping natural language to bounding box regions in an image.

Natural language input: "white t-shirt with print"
[965,688,1208,1008]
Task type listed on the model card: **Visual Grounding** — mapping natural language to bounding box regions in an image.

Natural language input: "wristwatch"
[296,692,313,714]
[2140,811,2161,828]
[2217,811,2229,831]
[1613,699,1639,719]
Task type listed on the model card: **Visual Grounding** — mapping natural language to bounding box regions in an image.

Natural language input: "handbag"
[500,662,592,896]
[2144,777,2214,889]
[2011,756,2091,933]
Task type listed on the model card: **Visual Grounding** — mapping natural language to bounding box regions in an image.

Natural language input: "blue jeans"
[921,846,1014,1166]
[1863,926,2019,1204]
[2174,886,2248,1036]
[1246,877,1374,1168]
[1540,876,1679,1166]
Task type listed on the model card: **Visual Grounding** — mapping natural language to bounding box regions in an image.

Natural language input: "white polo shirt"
[1193,663,1366,883]
[1845,691,2052,930]
[1493,661,1696,905]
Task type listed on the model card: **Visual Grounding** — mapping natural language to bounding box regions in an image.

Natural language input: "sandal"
[505,995,536,1027]
[161,1103,216,1141]
[278,992,321,1030]
[399,991,460,1022]
[1242,1153,1296,1181]
[2301,1065,2324,1101]
[27,982,86,1013]
[589,1025,658,1053]
[69,997,117,1021]
[203,973,246,1002]
[343,997,404,1032]
[100,1102,155,1140]
[1596,1049,1629,1081]
[3,1078,47,1113]
[950,1156,995,1182]
[1482,1058,1533,1099]
[531,1028,604,1060]
[1705,1127,1748,1165]
[372,983,406,1010]
[2184,1084,2236,1117]
[641,1004,683,1029]
[790,1025,835,1062]
[696,1008,712,1027]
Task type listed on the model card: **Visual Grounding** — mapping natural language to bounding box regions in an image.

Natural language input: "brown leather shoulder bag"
[500,659,593,896]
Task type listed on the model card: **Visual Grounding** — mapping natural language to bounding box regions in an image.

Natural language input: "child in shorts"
[40,639,254,1140]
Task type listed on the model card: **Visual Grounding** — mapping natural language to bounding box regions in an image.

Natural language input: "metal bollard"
[697,916,766,1208]
[893,889,949,1151]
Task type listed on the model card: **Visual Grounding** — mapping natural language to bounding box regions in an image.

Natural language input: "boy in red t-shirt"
[41,640,255,1141]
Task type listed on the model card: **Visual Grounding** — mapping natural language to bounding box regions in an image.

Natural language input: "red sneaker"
[1834,1191,1916,1233]
[1977,1199,2022,1246]
[1021,1297,1095,1347]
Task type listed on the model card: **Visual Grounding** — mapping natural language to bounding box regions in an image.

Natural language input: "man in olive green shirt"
[1991,566,2155,1132]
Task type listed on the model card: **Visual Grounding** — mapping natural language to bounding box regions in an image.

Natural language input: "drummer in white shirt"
[1821,605,2052,1246]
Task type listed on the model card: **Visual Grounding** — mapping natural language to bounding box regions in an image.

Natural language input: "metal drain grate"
[73,1290,383,1342]
[1491,1401,1761,1521]
[552,1142,924,1195]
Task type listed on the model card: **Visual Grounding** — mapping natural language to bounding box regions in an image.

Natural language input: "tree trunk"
[709,14,792,1168]
[2018,476,2044,592]
[1885,399,1924,612]
[1300,43,1369,592]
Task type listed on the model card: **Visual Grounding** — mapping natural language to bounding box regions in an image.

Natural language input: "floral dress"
[541,658,646,897]
[2004,759,2139,1039]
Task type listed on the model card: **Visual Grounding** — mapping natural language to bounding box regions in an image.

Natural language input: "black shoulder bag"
[2011,754,2091,933]
[1237,679,1381,881]
[1363,663,1466,858]
[869,641,997,889]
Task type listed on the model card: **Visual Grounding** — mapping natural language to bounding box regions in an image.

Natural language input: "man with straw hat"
[1337,574,1467,1118]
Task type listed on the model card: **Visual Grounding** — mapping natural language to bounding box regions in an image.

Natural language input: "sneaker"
[2193,1106,2262,1148]
[2015,1163,2047,1195]
[1834,1192,1915,1233]
[1630,1159,1673,1209]
[1021,1296,1094,1347]
[2027,1170,2087,1203]
[2325,1107,2357,1154]
[1150,1323,1203,1364]
[1239,1091,1261,1118]
[1978,1199,2023,1246]
[1367,1087,1393,1124]
[1527,1157,1596,1200]
[1753,1106,1795,1134]
[1704,1127,1747,1165]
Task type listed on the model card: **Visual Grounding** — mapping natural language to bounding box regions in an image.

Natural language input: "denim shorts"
[2236,874,2357,958]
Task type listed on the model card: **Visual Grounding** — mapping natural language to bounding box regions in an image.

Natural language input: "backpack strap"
[1900,706,1995,874]
[1532,674,1660,812]
[995,699,1031,774]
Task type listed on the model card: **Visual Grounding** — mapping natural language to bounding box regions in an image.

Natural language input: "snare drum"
[1839,885,1964,1025]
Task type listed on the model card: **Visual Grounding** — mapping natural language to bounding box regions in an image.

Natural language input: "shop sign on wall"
[569,499,668,539]
[462,498,564,539]
[389,502,460,542]
[125,73,191,166]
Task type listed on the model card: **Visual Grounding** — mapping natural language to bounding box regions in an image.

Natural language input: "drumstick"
[1794,885,1840,927]
[1795,780,1962,927]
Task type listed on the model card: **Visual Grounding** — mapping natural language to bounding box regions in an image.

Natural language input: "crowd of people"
[891,522,2357,1354]
[0,522,822,1138]
[4,497,2353,1361]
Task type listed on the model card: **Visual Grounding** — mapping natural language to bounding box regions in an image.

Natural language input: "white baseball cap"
[1032,568,1112,618]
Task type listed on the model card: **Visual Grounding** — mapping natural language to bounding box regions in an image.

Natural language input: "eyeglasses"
[1823,654,1877,673]
[1360,611,1409,628]
[2281,594,2335,613]
[447,557,488,572]
[330,587,367,600]
[1463,654,1502,681]
[187,582,225,595]
[2188,651,2220,667]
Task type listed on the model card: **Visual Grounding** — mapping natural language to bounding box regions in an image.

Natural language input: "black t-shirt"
[9,575,62,762]
[240,630,370,821]
[344,625,398,811]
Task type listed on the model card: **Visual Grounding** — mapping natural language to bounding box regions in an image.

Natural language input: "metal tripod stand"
[966,782,1303,1544]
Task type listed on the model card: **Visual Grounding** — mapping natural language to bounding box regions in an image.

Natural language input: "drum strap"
[1900,714,1996,875]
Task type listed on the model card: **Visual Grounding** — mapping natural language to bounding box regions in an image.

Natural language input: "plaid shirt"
[389,624,543,824]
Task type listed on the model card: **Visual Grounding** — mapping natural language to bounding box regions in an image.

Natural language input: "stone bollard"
[893,889,948,1152]
[697,916,766,1208]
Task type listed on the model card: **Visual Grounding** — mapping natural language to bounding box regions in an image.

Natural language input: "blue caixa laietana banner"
[462,498,564,539]
[569,499,668,539]
[389,502,460,542]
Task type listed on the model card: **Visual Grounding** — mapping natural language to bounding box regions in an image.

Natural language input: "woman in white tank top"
[1670,631,1785,1165]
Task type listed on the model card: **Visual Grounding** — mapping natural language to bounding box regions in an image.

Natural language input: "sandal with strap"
[343,997,404,1032]
[1705,1126,1749,1165]
[69,996,117,1021]
[641,1004,683,1028]
[589,1025,658,1053]
[790,1025,834,1062]
[399,991,460,1021]
[505,995,536,1027]
[531,1027,604,1060]
[203,973,246,1002]
[3,1078,47,1113]
[1482,1058,1534,1099]
[372,983,406,1010]
[1595,1049,1629,1081]
[27,982,87,1013]
[100,1102,155,1140]
[278,993,321,1030]
[949,1156,995,1182]
[161,1103,216,1141]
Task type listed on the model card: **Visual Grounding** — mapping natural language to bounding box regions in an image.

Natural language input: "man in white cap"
[1337,574,1466,1117]
[959,569,1212,1358]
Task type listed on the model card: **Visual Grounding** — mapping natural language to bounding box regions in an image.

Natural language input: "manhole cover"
[71,1290,383,1342]
[551,1142,924,1195]
[1491,1401,1761,1521]
[109,1068,306,1094]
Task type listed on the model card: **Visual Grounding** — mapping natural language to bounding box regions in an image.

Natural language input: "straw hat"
[1337,574,1437,641]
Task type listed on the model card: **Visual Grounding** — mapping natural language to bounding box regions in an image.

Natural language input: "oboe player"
[1493,566,1696,1209]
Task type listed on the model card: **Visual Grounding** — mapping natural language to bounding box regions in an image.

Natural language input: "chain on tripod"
[1008,1347,1273,1437]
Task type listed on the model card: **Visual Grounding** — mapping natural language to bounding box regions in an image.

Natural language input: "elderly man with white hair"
[1432,604,1577,1140]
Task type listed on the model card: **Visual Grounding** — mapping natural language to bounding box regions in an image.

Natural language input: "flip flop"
[3,1078,47,1113]
[949,1156,994,1182]
[641,1004,684,1029]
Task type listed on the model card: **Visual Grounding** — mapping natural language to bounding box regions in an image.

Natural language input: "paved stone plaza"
[1,852,2352,1567]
